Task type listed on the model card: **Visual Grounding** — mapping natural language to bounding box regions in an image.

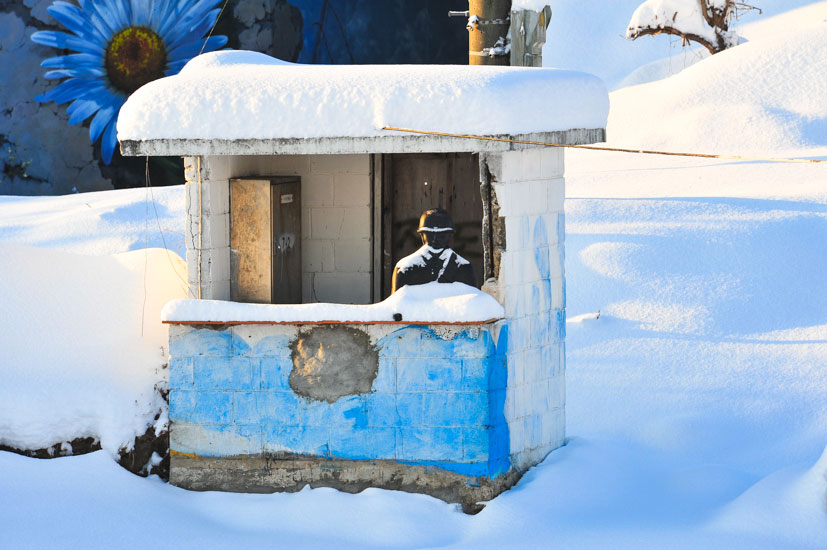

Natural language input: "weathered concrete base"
[171,453,521,514]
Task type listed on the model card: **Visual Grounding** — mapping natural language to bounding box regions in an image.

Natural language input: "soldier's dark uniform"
[391,208,476,293]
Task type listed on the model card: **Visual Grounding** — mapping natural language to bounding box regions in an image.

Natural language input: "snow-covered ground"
[2,2,827,548]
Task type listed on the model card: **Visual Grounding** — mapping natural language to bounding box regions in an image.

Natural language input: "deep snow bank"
[608,20,827,154]
[0,243,187,454]
[0,185,184,256]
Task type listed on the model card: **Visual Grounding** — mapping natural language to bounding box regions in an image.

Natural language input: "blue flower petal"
[168,35,227,62]
[90,0,123,32]
[89,102,117,143]
[33,0,231,165]
[170,0,223,34]
[36,77,102,104]
[149,0,173,29]
[48,2,107,44]
[87,0,118,37]
[31,30,105,55]
[164,59,189,75]
[130,0,151,25]
[112,0,132,30]
[163,7,218,49]
[66,99,101,125]
[41,53,102,70]
[44,67,105,79]
[100,117,119,164]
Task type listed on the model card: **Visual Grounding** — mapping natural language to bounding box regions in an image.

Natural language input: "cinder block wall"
[168,323,509,478]
[486,147,567,471]
[183,154,373,304]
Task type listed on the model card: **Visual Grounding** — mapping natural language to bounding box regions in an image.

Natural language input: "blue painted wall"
[169,323,510,478]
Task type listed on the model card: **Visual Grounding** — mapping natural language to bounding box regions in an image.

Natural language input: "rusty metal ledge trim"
[163,318,502,326]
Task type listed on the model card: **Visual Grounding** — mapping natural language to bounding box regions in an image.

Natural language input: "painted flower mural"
[31,0,228,164]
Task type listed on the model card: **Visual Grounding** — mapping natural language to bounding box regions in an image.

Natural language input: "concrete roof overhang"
[120,128,606,157]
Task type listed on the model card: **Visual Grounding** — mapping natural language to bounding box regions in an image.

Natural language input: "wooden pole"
[468,0,512,66]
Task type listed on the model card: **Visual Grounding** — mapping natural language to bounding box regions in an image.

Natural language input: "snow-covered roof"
[118,51,608,156]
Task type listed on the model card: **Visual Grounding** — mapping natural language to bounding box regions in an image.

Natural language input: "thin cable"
[381,126,827,164]
[142,160,150,337]
[199,0,229,56]
[145,156,192,294]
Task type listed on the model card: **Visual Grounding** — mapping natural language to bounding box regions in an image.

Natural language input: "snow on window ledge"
[162,282,505,325]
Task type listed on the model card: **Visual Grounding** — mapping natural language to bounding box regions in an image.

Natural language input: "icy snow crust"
[162,282,503,324]
[117,50,609,141]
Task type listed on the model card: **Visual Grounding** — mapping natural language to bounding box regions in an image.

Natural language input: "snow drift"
[609,18,827,154]
[0,243,187,454]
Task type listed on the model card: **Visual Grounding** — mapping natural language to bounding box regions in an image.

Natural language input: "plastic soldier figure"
[391,208,477,293]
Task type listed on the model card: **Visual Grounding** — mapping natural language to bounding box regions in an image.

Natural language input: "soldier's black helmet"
[417,208,454,233]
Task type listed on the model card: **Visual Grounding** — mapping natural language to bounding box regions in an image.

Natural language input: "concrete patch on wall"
[288,325,378,403]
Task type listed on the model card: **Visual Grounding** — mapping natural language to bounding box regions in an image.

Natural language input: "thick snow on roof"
[117,50,608,142]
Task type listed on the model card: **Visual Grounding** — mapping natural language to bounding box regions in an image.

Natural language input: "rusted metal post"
[468,0,512,66]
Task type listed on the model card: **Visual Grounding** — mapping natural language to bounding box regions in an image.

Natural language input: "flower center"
[105,26,167,95]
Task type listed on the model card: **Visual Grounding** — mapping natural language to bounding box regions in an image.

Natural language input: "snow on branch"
[626,0,758,55]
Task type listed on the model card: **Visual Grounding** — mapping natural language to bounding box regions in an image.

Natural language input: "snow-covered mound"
[117,50,609,142]
[608,19,827,154]
[0,185,184,256]
[163,282,504,324]
[543,0,821,90]
[0,243,186,454]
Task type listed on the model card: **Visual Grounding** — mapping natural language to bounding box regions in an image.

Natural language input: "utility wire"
[199,0,230,56]
[382,126,827,165]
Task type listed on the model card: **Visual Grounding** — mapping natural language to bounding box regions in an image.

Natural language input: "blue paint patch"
[461,358,488,391]
[328,427,396,460]
[192,391,233,424]
[364,393,398,427]
[231,330,292,357]
[168,357,193,390]
[193,356,254,390]
[170,328,231,357]
[423,392,488,427]
[169,390,196,422]
[556,212,565,245]
[258,356,292,390]
[372,357,396,393]
[397,427,462,461]
[395,392,424,426]
[462,427,489,462]
[488,324,510,476]
[257,391,302,424]
[397,357,460,392]
[556,310,566,341]
[342,401,368,429]
[232,392,260,424]
[263,424,330,456]
[170,323,514,480]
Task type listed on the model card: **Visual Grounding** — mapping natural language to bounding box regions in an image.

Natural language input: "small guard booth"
[118,50,608,511]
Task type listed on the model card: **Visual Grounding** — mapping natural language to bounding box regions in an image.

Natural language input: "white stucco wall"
[487,147,567,471]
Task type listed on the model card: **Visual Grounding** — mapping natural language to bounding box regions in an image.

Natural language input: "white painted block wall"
[183,154,373,304]
[488,147,567,471]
